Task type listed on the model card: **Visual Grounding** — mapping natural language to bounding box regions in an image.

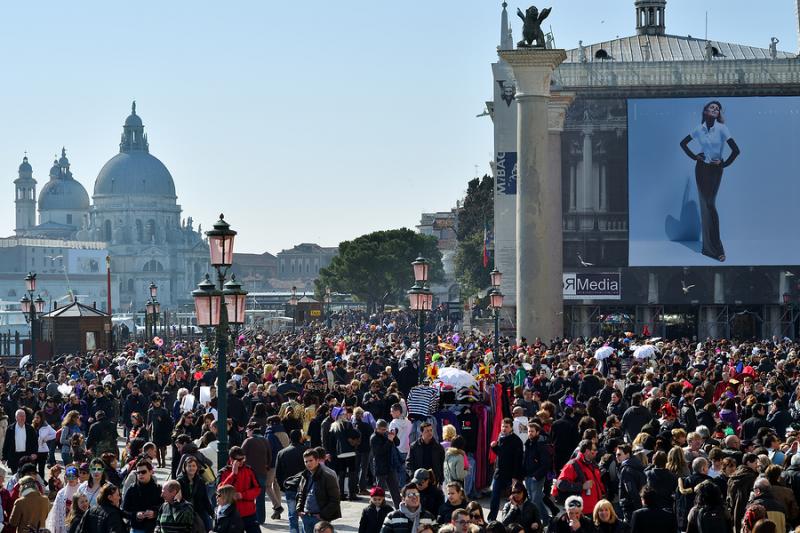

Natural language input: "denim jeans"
[300,513,320,533]
[255,473,267,523]
[285,489,299,533]
[396,451,408,486]
[525,476,551,522]
[488,477,512,521]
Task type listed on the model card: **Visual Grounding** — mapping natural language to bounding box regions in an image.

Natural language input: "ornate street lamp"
[192,214,246,469]
[490,268,503,289]
[489,286,505,359]
[20,272,41,364]
[408,257,433,385]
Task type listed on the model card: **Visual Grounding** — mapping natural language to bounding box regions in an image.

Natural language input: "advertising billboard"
[563,272,621,300]
[628,96,800,266]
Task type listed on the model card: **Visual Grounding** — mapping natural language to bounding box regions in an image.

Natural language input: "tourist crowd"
[0,309,798,533]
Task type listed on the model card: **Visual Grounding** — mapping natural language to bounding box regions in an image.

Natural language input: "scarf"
[216,503,231,519]
[399,502,421,533]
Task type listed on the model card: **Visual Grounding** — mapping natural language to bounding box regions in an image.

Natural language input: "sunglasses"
[136,470,149,475]
[89,468,104,473]
[567,501,583,509]
[405,492,420,498]
[470,513,482,519]
[232,457,245,462]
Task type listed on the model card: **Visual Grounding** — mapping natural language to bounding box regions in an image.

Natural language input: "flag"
[482,221,490,268]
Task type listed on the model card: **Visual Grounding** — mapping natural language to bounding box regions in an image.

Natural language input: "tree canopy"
[315,228,444,311]
[454,174,494,296]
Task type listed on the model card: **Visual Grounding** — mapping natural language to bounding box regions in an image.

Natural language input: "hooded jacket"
[728,466,758,532]
[618,455,647,518]
[443,447,467,485]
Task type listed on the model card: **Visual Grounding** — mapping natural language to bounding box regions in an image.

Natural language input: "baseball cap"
[412,468,430,484]
[369,486,385,497]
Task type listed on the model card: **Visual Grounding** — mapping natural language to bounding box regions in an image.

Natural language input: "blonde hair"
[593,499,618,525]
[216,484,237,506]
[442,424,457,442]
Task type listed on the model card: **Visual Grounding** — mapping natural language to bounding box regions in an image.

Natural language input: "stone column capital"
[548,91,576,132]
[498,49,567,97]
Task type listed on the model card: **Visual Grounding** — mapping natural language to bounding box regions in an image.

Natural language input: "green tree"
[454,174,494,296]
[315,228,444,311]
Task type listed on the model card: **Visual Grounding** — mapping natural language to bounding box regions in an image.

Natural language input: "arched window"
[104,220,112,242]
[145,219,157,243]
[7,289,16,298]
[143,260,164,272]
[136,220,143,243]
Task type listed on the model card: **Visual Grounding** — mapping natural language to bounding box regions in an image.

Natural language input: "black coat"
[644,467,677,511]
[406,438,445,484]
[359,502,394,533]
[121,478,162,531]
[620,405,653,442]
[491,432,524,482]
[418,484,444,518]
[524,434,553,481]
[177,473,213,518]
[2,424,37,471]
[500,500,541,533]
[629,505,678,533]
[77,503,127,533]
[275,443,306,490]
[619,456,647,519]
[550,416,579,471]
[296,465,342,521]
[213,503,244,533]
[741,415,770,441]
[371,432,399,477]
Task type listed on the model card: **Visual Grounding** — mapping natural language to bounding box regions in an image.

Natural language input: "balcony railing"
[563,211,628,233]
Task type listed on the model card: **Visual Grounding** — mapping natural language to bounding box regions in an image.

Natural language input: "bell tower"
[14,155,36,235]
[635,0,667,36]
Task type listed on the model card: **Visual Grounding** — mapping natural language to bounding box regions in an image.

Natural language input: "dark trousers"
[696,161,725,259]
[488,477,512,521]
[336,455,358,498]
[357,451,371,490]
[377,471,402,509]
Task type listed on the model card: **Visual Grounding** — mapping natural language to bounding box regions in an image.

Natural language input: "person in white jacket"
[33,411,57,480]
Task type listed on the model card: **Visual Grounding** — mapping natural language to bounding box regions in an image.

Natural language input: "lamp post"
[145,282,160,341]
[324,287,332,328]
[408,256,433,384]
[192,213,246,469]
[20,273,45,365]
[489,269,504,360]
[289,286,298,332]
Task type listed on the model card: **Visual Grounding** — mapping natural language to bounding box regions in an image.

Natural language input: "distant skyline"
[0,1,796,254]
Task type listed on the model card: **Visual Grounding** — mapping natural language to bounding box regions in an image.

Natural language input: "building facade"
[11,103,209,311]
[276,243,337,283]
[490,0,800,339]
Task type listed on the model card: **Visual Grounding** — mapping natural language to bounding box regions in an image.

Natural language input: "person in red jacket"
[552,439,605,514]
[218,446,262,533]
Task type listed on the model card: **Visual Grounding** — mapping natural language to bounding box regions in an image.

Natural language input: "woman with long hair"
[680,100,741,262]
[79,483,125,532]
[65,492,89,533]
[177,455,213,531]
[214,484,244,533]
[685,480,732,533]
[78,458,108,507]
[60,410,83,465]
[666,446,690,478]
[593,499,627,533]
[32,410,56,479]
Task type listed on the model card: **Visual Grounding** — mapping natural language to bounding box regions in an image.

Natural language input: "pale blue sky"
[0,1,796,253]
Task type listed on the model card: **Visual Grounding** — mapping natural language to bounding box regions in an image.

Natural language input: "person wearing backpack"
[552,439,604,515]
[685,480,733,533]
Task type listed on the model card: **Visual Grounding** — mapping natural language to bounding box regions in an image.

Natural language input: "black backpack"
[696,506,729,533]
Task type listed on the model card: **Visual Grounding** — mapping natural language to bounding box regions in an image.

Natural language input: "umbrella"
[595,346,614,360]
[436,367,478,389]
[18,355,30,368]
[633,345,657,359]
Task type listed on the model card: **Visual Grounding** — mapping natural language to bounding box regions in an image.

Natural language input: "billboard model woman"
[679,100,741,262]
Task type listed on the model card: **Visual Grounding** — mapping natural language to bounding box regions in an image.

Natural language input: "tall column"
[499,48,567,342]
[579,129,593,212]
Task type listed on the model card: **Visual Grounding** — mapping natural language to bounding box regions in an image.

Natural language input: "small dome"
[94,151,176,197]
[39,178,90,211]
[49,159,61,178]
[18,157,31,173]
[125,113,143,127]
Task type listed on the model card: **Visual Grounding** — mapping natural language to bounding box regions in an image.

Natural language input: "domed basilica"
[13,102,209,310]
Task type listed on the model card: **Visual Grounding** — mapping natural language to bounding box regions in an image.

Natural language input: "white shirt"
[513,416,529,443]
[388,417,412,454]
[690,122,731,164]
[14,423,26,452]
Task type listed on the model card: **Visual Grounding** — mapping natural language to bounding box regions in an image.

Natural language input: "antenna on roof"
[705,11,708,41]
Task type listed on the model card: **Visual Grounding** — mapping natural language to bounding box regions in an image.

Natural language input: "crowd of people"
[0,309,798,533]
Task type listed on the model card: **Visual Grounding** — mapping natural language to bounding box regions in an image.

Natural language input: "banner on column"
[496,152,517,195]
[563,272,621,300]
